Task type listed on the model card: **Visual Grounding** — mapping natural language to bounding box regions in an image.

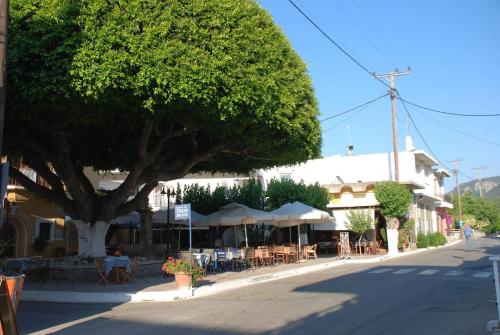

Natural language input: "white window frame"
[35,219,64,241]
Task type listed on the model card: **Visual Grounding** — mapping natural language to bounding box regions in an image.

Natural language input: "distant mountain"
[449,176,500,199]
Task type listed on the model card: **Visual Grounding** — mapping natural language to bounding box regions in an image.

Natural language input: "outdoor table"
[5,258,33,274]
[104,256,131,284]
[5,257,48,281]
[226,249,243,271]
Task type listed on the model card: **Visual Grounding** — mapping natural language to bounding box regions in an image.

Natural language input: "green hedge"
[417,232,447,248]
[416,233,429,248]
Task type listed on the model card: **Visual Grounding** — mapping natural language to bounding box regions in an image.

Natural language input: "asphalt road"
[18,237,500,335]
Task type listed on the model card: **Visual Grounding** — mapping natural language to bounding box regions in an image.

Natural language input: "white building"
[94,135,453,238]
[255,135,452,236]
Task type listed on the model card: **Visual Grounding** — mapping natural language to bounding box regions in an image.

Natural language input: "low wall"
[46,260,163,281]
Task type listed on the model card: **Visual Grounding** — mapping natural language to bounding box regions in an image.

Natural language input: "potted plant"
[162,257,203,289]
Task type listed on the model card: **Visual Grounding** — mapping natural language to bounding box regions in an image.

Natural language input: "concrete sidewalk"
[21,240,462,304]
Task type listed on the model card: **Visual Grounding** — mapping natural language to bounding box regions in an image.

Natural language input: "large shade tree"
[6,0,322,256]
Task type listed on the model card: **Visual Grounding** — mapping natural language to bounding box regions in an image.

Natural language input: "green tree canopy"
[451,193,500,233]
[180,179,264,215]
[6,0,321,224]
[373,181,413,219]
[345,210,374,240]
[265,179,330,211]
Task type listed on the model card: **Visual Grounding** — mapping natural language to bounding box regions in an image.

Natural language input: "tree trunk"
[386,228,399,256]
[72,220,110,257]
[386,217,400,256]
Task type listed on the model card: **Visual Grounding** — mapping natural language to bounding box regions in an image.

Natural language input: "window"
[36,220,64,241]
[38,221,51,241]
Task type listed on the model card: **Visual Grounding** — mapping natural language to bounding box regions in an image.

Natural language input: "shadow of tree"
[17,238,500,335]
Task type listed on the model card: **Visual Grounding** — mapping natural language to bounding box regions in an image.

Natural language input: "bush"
[417,232,446,248]
[416,233,428,248]
[32,237,48,253]
[428,232,447,247]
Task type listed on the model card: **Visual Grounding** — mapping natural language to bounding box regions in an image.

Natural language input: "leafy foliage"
[398,219,414,249]
[416,232,446,248]
[6,0,321,224]
[416,232,429,248]
[451,193,500,233]
[461,214,489,232]
[179,179,264,215]
[345,210,374,237]
[373,181,413,218]
[264,179,330,211]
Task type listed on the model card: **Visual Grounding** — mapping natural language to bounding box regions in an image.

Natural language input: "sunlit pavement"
[18,237,499,335]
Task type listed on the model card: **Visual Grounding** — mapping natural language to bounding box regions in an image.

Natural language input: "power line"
[287,0,390,90]
[322,102,372,133]
[404,102,500,148]
[399,96,473,180]
[399,96,500,117]
[320,92,389,122]
[288,0,500,122]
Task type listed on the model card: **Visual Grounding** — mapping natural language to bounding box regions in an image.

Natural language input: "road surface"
[18,237,499,335]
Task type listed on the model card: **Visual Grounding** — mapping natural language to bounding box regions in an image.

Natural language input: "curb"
[21,239,463,303]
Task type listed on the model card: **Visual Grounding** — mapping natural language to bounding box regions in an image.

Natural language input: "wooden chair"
[95,257,110,285]
[253,249,263,267]
[304,244,318,260]
[260,247,273,266]
[122,257,138,283]
[274,245,286,264]
[287,246,298,263]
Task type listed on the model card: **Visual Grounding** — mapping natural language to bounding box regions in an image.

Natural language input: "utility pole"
[373,68,411,183]
[472,165,487,198]
[448,158,464,237]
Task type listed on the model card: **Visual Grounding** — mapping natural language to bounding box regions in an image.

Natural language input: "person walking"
[464,224,474,251]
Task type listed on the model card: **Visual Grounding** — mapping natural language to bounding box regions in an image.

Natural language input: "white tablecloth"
[104,256,131,275]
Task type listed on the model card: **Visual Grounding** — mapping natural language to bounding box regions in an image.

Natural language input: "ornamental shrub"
[428,232,447,247]
[417,232,446,248]
[416,232,429,248]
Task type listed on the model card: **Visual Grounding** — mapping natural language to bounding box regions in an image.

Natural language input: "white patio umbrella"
[271,201,333,251]
[199,202,276,247]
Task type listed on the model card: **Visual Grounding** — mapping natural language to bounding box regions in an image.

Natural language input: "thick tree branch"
[141,143,230,183]
[52,132,96,220]
[114,181,158,218]
[102,122,197,218]
[9,167,77,218]
[25,156,65,195]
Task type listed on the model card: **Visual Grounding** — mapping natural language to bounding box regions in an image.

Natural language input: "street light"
[161,187,176,251]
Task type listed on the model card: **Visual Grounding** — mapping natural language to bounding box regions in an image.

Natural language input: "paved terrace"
[23,254,379,295]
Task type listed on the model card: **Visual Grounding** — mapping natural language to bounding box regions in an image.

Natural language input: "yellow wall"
[6,188,71,257]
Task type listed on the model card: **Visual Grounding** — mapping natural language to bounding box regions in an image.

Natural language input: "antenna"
[347,125,354,156]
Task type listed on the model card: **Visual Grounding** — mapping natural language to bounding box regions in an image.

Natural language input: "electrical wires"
[398,94,474,180]
[320,92,389,122]
[288,0,500,118]
[398,96,500,117]
[287,0,390,90]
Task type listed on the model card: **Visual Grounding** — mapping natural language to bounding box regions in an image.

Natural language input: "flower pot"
[174,272,192,289]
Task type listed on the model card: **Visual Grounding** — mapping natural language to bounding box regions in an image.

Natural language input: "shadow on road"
[17,238,500,335]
